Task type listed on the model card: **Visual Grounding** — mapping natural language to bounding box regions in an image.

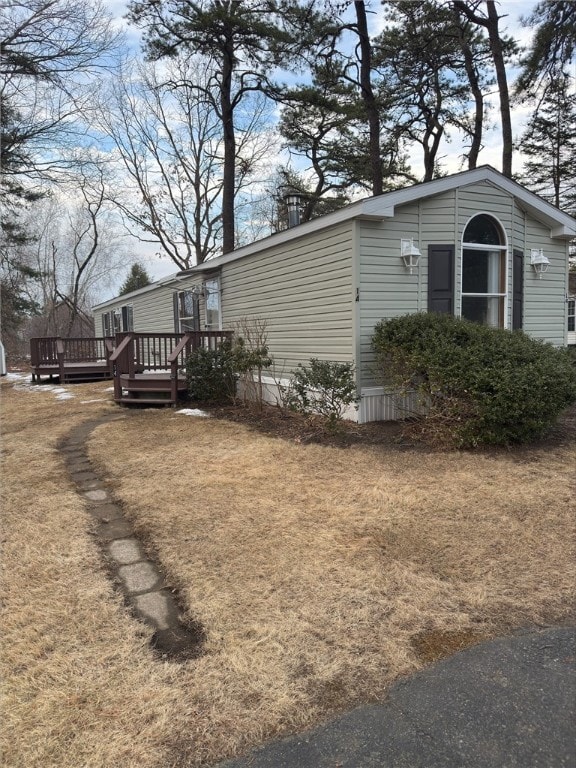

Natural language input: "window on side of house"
[102,306,133,335]
[102,311,112,337]
[204,278,221,330]
[461,214,507,328]
[176,290,200,332]
[102,310,120,336]
[121,304,133,331]
[568,298,575,333]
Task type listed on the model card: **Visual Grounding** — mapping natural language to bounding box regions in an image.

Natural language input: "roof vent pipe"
[283,189,303,228]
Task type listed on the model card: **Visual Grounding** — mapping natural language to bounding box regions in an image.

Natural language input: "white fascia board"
[200,202,397,271]
[93,167,576,312]
[378,166,576,239]
[476,171,576,239]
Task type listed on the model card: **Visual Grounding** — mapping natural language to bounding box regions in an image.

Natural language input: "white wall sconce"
[191,284,205,297]
[401,238,421,274]
[530,248,550,279]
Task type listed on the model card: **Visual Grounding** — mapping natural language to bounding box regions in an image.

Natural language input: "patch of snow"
[176,408,211,418]
[141,368,171,375]
[7,373,74,401]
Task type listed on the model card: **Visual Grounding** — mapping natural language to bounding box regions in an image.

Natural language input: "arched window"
[461,214,507,327]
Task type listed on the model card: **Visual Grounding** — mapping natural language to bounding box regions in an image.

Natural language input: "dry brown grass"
[2,373,575,767]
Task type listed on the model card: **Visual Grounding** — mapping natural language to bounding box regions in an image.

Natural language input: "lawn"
[1,374,575,767]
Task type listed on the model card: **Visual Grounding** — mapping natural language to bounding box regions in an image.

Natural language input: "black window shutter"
[428,244,454,314]
[512,249,523,330]
[173,292,180,332]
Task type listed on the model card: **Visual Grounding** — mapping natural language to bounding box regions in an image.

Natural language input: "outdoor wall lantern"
[191,284,205,297]
[530,248,550,279]
[401,238,422,274]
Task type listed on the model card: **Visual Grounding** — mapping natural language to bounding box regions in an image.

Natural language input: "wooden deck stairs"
[109,331,233,407]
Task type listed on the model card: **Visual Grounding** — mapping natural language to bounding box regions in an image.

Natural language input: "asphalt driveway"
[216,626,575,768]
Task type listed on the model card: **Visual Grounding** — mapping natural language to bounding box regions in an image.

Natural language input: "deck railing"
[30,337,60,368]
[59,336,113,363]
[109,331,234,403]
[30,336,115,381]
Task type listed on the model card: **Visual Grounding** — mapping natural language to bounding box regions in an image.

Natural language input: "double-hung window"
[461,214,507,328]
[102,305,133,336]
[204,278,221,330]
[176,290,200,332]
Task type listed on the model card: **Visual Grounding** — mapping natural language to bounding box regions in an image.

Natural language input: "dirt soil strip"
[59,413,205,661]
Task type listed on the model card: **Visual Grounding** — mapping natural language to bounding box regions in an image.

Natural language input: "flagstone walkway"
[59,413,204,661]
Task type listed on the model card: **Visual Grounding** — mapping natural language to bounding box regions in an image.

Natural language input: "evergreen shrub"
[371,313,576,447]
[186,339,236,402]
[284,358,358,430]
[185,336,272,404]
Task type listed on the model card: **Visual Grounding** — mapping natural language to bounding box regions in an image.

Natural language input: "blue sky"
[101,0,540,286]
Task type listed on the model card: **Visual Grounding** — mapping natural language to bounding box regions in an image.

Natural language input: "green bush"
[372,313,576,447]
[186,339,236,403]
[284,358,358,430]
[185,336,273,404]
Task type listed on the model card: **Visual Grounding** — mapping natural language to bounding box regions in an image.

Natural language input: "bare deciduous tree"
[22,169,128,337]
[99,56,276,269]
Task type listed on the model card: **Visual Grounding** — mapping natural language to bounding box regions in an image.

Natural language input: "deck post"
[109,334,134,403]
[56,339,66,383]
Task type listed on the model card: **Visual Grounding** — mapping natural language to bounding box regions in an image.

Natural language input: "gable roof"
[189,165,576,274]
[94,166,576,310]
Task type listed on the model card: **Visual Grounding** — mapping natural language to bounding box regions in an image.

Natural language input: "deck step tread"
[122,386,184,392]
[119,397,175,406]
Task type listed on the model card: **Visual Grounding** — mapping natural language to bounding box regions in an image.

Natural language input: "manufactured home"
[93,166,576,422]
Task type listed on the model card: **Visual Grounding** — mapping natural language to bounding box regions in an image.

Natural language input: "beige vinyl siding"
[358,193,466,386]
[220,222,354,373]
[357,182,570,386]
[93,277,202,335]
[93,308,104,335]
[522,217,567,345]
[132,283,180,331]
[358,206,423,387]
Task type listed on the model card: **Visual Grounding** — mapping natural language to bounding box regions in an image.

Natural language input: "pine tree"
[119,263,152,295]
[127,0,330,254]
[518,73,576,216]
[516,0,576,96]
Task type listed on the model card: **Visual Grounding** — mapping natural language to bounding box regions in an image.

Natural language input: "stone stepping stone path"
[59,414,204,662]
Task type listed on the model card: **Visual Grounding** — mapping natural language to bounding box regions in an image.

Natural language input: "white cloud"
[95,0,541,297]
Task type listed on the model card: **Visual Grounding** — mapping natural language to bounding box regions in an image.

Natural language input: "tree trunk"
[220,40,236,254]
[354,1,383,196]
[485,1,512,177]
[455,17,483,168]
[453,0,513,176]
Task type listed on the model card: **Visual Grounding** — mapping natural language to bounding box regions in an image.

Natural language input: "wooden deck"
[30,337,114,384]
[109,331,233,406]
[30,331,233,405]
